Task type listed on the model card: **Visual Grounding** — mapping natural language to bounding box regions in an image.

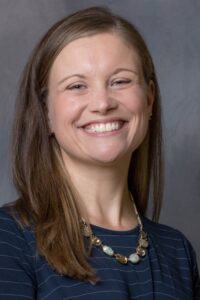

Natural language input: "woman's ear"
[147,80,155,113]
[42,100,54,136]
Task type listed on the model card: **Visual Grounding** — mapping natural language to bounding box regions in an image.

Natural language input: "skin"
[47,32,154,230]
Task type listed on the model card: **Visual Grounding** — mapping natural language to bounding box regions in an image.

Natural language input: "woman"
[0,6,199,299]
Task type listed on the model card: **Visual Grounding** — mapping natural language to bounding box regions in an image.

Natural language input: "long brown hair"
[10,6,163,283]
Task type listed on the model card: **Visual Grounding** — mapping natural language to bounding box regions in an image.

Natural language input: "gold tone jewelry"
[80,198,148,265]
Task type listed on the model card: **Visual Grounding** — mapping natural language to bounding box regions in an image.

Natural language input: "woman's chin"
[86,149,130,166]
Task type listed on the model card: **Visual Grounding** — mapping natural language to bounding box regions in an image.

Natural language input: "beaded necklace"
[80,201,148,265]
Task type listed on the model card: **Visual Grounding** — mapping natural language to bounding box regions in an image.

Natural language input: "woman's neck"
[63,157,138,230]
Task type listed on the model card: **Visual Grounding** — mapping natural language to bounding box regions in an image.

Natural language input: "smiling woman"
[0,6,199,300]
[47,33,153,166]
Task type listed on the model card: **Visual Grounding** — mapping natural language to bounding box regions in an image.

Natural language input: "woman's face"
[47,32,154,166]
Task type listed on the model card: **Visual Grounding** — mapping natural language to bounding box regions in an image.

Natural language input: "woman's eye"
[67,84,86,90]
[111,79,131,86]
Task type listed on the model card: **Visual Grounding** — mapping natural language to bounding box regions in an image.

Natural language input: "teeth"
[85,122,123,133]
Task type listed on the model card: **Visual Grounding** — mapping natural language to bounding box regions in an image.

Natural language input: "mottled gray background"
[0,0,199,265]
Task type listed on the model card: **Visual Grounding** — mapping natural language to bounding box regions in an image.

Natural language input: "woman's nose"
[88,87,118,114]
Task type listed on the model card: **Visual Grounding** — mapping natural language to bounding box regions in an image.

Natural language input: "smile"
[83,121,125,133]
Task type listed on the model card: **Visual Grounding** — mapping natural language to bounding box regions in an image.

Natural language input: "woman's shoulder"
[143,217,191,242]
[143,216,198,266]
[0,205,20,231]
[143,217,200,297]
[0,206,37,296]
[0,204,22,228]
[143,216,193,246]
[143,216,187,238]
[0,204,35,246]
[0,204,36,268]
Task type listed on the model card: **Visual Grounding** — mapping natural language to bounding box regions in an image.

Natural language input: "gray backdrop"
[0,0,199,265]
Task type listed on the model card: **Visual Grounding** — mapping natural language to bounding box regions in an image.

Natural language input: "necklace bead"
[102,245,114,256]
[115,254,128,264]
[139,238,148,248]
[91,236,102,246]
[129,253,140,264]
[136,247,146,257]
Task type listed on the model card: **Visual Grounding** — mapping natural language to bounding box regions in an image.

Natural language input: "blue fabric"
[0,206,200,299]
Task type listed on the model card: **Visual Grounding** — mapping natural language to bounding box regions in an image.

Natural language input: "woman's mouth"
[82,121,126,133]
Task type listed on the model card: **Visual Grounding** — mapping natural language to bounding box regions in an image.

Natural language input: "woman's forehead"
[49,32,142,81]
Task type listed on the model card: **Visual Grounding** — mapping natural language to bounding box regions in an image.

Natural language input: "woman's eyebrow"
[111,68,139,76]
[58,74,86,86]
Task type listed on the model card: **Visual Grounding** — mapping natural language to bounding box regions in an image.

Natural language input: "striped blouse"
[0,207,200,299]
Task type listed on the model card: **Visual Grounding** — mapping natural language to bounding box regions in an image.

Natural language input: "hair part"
[10,6,163,284]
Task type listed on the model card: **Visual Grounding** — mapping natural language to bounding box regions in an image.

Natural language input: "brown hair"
[10,6,163,283]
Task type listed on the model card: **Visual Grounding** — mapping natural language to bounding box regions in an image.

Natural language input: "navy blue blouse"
[0,207,200,299]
